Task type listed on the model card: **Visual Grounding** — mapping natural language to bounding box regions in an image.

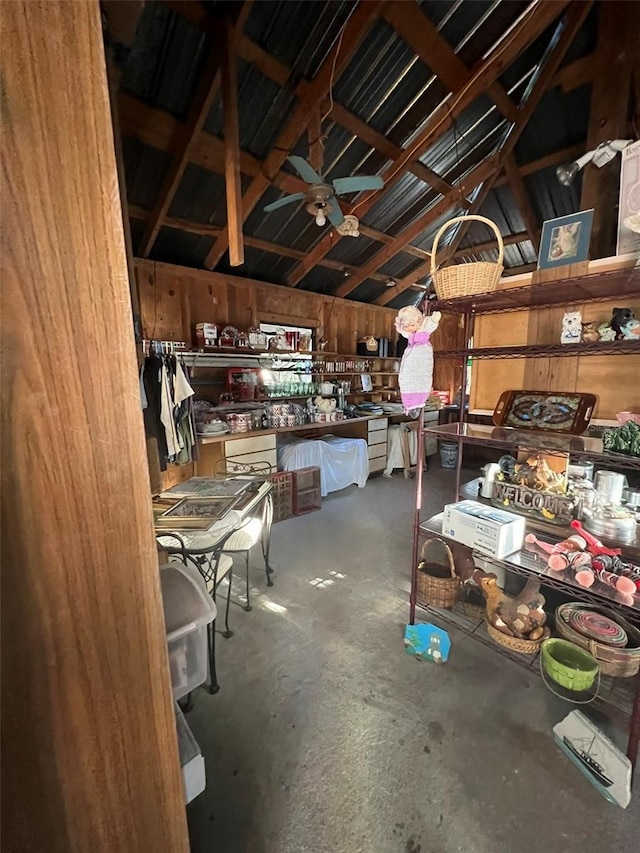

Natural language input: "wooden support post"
[580,1,638,258]
[219,16,245,267]
[1,2,188,850]
[308,106,324,173]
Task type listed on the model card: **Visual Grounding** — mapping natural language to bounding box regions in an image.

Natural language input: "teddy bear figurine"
[395,306,441,413]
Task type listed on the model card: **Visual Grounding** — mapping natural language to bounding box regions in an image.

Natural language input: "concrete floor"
[186,468,639,853]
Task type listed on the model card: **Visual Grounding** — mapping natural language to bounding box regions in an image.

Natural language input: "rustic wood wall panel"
[1,3,188,850]
[470,298,640,417]
[136,259,398,353]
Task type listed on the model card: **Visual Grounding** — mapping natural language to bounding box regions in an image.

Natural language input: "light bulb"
[315,209,326,227]
[556,162,580,186]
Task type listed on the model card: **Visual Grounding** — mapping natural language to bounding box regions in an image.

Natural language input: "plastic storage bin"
[160,562,216,700]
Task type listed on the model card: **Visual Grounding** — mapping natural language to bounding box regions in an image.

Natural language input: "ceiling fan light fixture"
[385,277,396,288]
[315,207,327,227]
[556,141,633,187]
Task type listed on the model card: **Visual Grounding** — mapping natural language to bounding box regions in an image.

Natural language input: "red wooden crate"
[291,466,321,493]
[268,471,294,523]
[293,486,322,516]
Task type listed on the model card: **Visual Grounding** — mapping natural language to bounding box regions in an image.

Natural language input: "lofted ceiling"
[109,0,633,309]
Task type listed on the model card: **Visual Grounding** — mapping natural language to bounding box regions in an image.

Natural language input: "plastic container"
[160,562,216,699]
[541,638,599,692]
[440,441,459,469]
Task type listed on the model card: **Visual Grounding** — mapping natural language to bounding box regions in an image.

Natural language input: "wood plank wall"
[1,3,189,850]
[471,298,640,418]
[134,259,462,395]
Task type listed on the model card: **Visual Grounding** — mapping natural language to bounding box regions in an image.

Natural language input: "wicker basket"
[431,215,504,300]
[556,603,640,678]
[416,537,460,609]
[486,621,549,655]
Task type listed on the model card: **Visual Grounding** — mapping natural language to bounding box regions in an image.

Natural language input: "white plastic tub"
[160,562,216,699]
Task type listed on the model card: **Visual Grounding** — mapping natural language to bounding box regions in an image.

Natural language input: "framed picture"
[360,374,373,392]
[537,209,594,270]
[617,139,640,255]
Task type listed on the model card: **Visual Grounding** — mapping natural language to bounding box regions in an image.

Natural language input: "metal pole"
[409,407,425,625]
[455,312,474,498]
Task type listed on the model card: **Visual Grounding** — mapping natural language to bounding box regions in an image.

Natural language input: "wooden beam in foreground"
[219,16,244,266]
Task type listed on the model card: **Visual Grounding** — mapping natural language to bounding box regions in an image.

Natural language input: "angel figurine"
[395,306,441,413]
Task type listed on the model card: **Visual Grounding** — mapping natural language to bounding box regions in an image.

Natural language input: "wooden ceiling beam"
[504,154,540,252]
[203,1,385,270]
[441,2,592,265]
[219,16,244,266]
[337,158,497,298]
[329,101,455,197]
[286,0,572,287]
[383,1,517,122]
[137,3,251,258]
[580,0,638,258]
[377,3,591,307]
[128,204,389,282]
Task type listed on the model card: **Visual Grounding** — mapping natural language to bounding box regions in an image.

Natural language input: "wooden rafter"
[505,154,540,251]
[580,0,638,258]
[128,204,392,284]
[137,3,251,258]
[308,106,324,172]
[219,16,244,266]
[383,1,517,122]
[286,0,572,288]
[328,102,455,197]
[376,1,593,307]
[336,158,497,298]
[203,1,385,269]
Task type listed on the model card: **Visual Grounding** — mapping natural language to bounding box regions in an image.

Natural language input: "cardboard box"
[442,500,525,558]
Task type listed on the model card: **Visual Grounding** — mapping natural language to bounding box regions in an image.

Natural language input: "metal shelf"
[422,421,640,470]
[429,267,639,315]
[417,600,638,722]
[436,340,640,360]
[419,513,640,619]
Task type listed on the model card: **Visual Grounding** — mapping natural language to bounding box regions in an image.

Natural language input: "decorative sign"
[491,481,574,523]
[404,623,451,663]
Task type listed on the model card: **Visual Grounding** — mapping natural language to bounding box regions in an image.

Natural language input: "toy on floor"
[395,307,441,413]
[473,569,547,639]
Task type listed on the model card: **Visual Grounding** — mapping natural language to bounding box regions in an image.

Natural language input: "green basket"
[541,639,599,692]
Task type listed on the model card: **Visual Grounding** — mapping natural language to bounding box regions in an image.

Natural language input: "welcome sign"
[491,481,574,523]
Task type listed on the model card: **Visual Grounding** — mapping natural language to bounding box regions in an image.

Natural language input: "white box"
[442,500,525,558]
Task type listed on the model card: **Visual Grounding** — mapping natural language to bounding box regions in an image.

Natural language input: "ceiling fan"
[263,155,384,230]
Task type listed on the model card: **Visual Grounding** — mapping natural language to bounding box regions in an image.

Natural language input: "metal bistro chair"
[157,523,238,695]
[213,459,275,611]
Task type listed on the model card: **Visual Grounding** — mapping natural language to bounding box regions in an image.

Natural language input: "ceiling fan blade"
[263,192,307,213]
[326,197,345,227]
[287,155,323,185]
[332,175,384,195]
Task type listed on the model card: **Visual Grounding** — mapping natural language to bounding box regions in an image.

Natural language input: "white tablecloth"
[278,436,369,496]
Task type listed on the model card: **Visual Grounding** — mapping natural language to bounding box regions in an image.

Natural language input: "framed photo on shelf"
[360,374,373,392]
[537,209,594,270]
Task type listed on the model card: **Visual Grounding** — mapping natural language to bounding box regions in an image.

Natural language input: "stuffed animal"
[610,307,635,340]
[395,307,441,413]
[561,310,582,344]
[581,322,600,343]
[620,317,640,340]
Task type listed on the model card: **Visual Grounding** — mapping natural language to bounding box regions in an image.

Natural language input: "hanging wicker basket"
[431,214,504,300]
[416,537,460,609]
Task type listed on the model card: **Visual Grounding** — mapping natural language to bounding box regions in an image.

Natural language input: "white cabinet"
[367,417,388,473]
